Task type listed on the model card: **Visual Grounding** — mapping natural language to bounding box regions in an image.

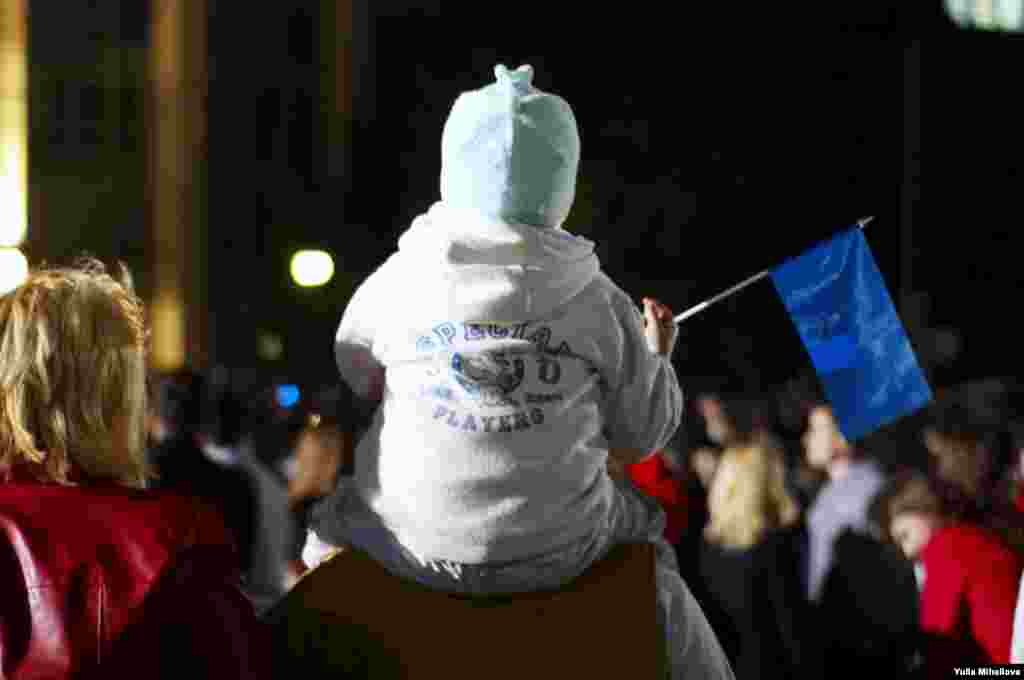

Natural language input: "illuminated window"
[945,0,1024,31]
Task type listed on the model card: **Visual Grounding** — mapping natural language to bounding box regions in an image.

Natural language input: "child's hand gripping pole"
[642,297,679,356]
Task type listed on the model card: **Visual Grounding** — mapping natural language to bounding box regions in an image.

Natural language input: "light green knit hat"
[440,64,581,228]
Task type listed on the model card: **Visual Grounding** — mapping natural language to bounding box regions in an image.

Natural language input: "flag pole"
[672,216,875,325]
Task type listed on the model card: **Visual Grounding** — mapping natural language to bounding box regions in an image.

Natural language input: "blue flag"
[769,227,933,442]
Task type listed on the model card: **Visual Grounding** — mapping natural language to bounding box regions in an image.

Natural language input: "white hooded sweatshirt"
[328,201,683,564]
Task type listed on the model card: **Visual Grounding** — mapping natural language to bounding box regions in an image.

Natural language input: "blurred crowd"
[143,361,1024,677]
[144,366,370,607]
[5,260,1024,679]
[656,376,1024,677]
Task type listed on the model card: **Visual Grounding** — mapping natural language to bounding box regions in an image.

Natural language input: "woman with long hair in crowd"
[923,395,1024,556]
[698,438,820,678]
[881,471,1021,674]
[0,260,268,678]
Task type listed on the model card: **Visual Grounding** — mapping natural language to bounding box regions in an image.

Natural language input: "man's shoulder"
[936,522,1018,557]
[837,459,886,497]
[810,465,884,526]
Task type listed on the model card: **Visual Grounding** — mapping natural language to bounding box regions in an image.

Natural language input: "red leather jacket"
[0,471,272,679]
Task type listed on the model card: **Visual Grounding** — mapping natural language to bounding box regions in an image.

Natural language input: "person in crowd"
[801,397,887,602]
[691,445,721,490]
[205,372,297,609]
[691,393,794,493]
[1012,560,1024,663]
[624,447,691,547]
[924,396,1014,505]
[1010,420,1024,514]
[696,393,770,450]
[258,394,313,485]
[698,439,818,678]
[683,396,775,544]
[0,259,268,678]
[883,471,1022,671]
[148,369,293,614]
[922,394,1024,555]
[696,394,734,449]
[303,64,734,678]
[148,371,259,568]
[289,414,352,524]
[797,386,920,673]
[775,376,829,509]
[681,394,771,612]
[286,412,353,582]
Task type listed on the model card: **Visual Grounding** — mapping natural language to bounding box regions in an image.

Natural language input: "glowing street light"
[290,249,334,288]
[0,247,28,295]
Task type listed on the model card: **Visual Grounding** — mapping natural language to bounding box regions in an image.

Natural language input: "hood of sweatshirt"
[393,201,601,321]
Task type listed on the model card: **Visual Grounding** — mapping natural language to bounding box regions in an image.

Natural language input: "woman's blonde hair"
[704,438,799,549]
[0,259,150,487]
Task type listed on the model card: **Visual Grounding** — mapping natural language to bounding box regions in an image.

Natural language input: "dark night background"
[21,2,1024,401]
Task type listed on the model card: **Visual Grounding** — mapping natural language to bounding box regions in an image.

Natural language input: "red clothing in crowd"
[625,453,689,544]
[919,522,1023,665]
[0,473,271,679]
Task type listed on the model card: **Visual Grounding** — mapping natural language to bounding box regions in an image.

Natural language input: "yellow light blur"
[0,0,28,247]
[257,331,284,361]
[290,249,335,288]
[150,292,186,371]
[0,247,28,295]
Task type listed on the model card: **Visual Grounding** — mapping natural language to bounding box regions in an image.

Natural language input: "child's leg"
[656,560,735,680]
[302,476,733,678]
[607,477,733,679]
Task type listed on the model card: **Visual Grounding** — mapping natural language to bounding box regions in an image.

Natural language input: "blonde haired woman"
[704,441,799,548]
[0,260,269,679]
[698,440,819,679]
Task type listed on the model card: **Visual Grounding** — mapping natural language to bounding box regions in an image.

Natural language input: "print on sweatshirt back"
[413,319,599,437]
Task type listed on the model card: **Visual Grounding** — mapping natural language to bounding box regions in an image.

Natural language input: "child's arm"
[603,296,683,465]
[334,272,386,403]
